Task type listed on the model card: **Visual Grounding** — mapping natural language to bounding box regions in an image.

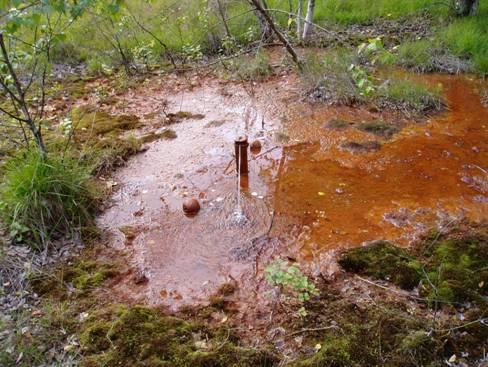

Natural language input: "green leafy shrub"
[265,259,318,307]
[0,150,95,248]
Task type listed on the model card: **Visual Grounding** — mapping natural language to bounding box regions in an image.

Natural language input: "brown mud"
[95,70,487,317]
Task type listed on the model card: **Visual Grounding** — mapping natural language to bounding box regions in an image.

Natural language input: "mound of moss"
[33,259,117,298]
[339,230,488,305]
[80,306,277,367]
[72,108,140,136]
[291,302,442,367]
[339,241,422,290]
[420,235,488,305]
[357,120,400,138]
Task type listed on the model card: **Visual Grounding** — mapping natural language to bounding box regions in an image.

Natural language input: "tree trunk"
[252,0,272,39]
[248,0,301,67]
[216,0,232,39]
[0,33,48,157]
[302,0,315,40]
[297,0,303,40]
[455,0,480,15]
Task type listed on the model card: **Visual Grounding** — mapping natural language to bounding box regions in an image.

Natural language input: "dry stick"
[354,275,463,306]
[248,0,301,68]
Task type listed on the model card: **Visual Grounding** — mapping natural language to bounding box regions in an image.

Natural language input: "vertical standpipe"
[235,136,249,175]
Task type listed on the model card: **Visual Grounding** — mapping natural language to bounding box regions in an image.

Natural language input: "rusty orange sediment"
[97,72,487,310]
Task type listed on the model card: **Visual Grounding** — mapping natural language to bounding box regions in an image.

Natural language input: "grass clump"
[339,241,422,290]
[396,38,473,74]
[377,78,443,113]
[358,120,399,138]
[302,51,360,105]
[0,151,95,248]
[80,305,277,367]
[226,50,273,81]
[444,5,488,74]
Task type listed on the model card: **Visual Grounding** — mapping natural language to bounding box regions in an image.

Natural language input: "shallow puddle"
[99,73,487,309]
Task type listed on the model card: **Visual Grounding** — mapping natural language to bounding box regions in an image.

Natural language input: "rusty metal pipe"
[234,136,249,176]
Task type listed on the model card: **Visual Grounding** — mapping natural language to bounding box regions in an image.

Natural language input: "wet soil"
[96,70,487,315]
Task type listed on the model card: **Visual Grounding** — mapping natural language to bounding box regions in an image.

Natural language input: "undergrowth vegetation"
[0,151,94,248]
[79,305,277,367]
[340,228,488,306]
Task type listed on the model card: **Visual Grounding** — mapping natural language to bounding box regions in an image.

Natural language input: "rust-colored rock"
[250,140,262,154]
[182,198,201,216]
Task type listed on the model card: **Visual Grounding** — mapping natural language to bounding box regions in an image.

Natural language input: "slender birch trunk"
[302,0,315,40]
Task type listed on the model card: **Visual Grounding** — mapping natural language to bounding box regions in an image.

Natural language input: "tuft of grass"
[302,50,360,105]
[377,78,443,113]
[358,120,399,138]
[396,39,435,71]
[227,50,273,81]
[310,0,441,25]
[445,5,488,74]
[0,150,95,248]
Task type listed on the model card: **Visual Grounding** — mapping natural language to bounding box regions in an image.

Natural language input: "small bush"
[303,50,361,105]
[0,150,95,248]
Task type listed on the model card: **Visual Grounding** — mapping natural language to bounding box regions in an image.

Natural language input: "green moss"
[420,235,488,305]
[33,260,117,297]
[339,241,422,290]
[340,230,487,305]
[84,134,142,175]
[292,335,353,367]
[357,120,399,138]
[164,112,205,125]
[72,107,140,136]
[80,306,277,367]
[140,129,177,143]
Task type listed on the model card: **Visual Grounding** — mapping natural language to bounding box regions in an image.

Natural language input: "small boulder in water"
[250,140,262,154]
[183,198,201,216]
